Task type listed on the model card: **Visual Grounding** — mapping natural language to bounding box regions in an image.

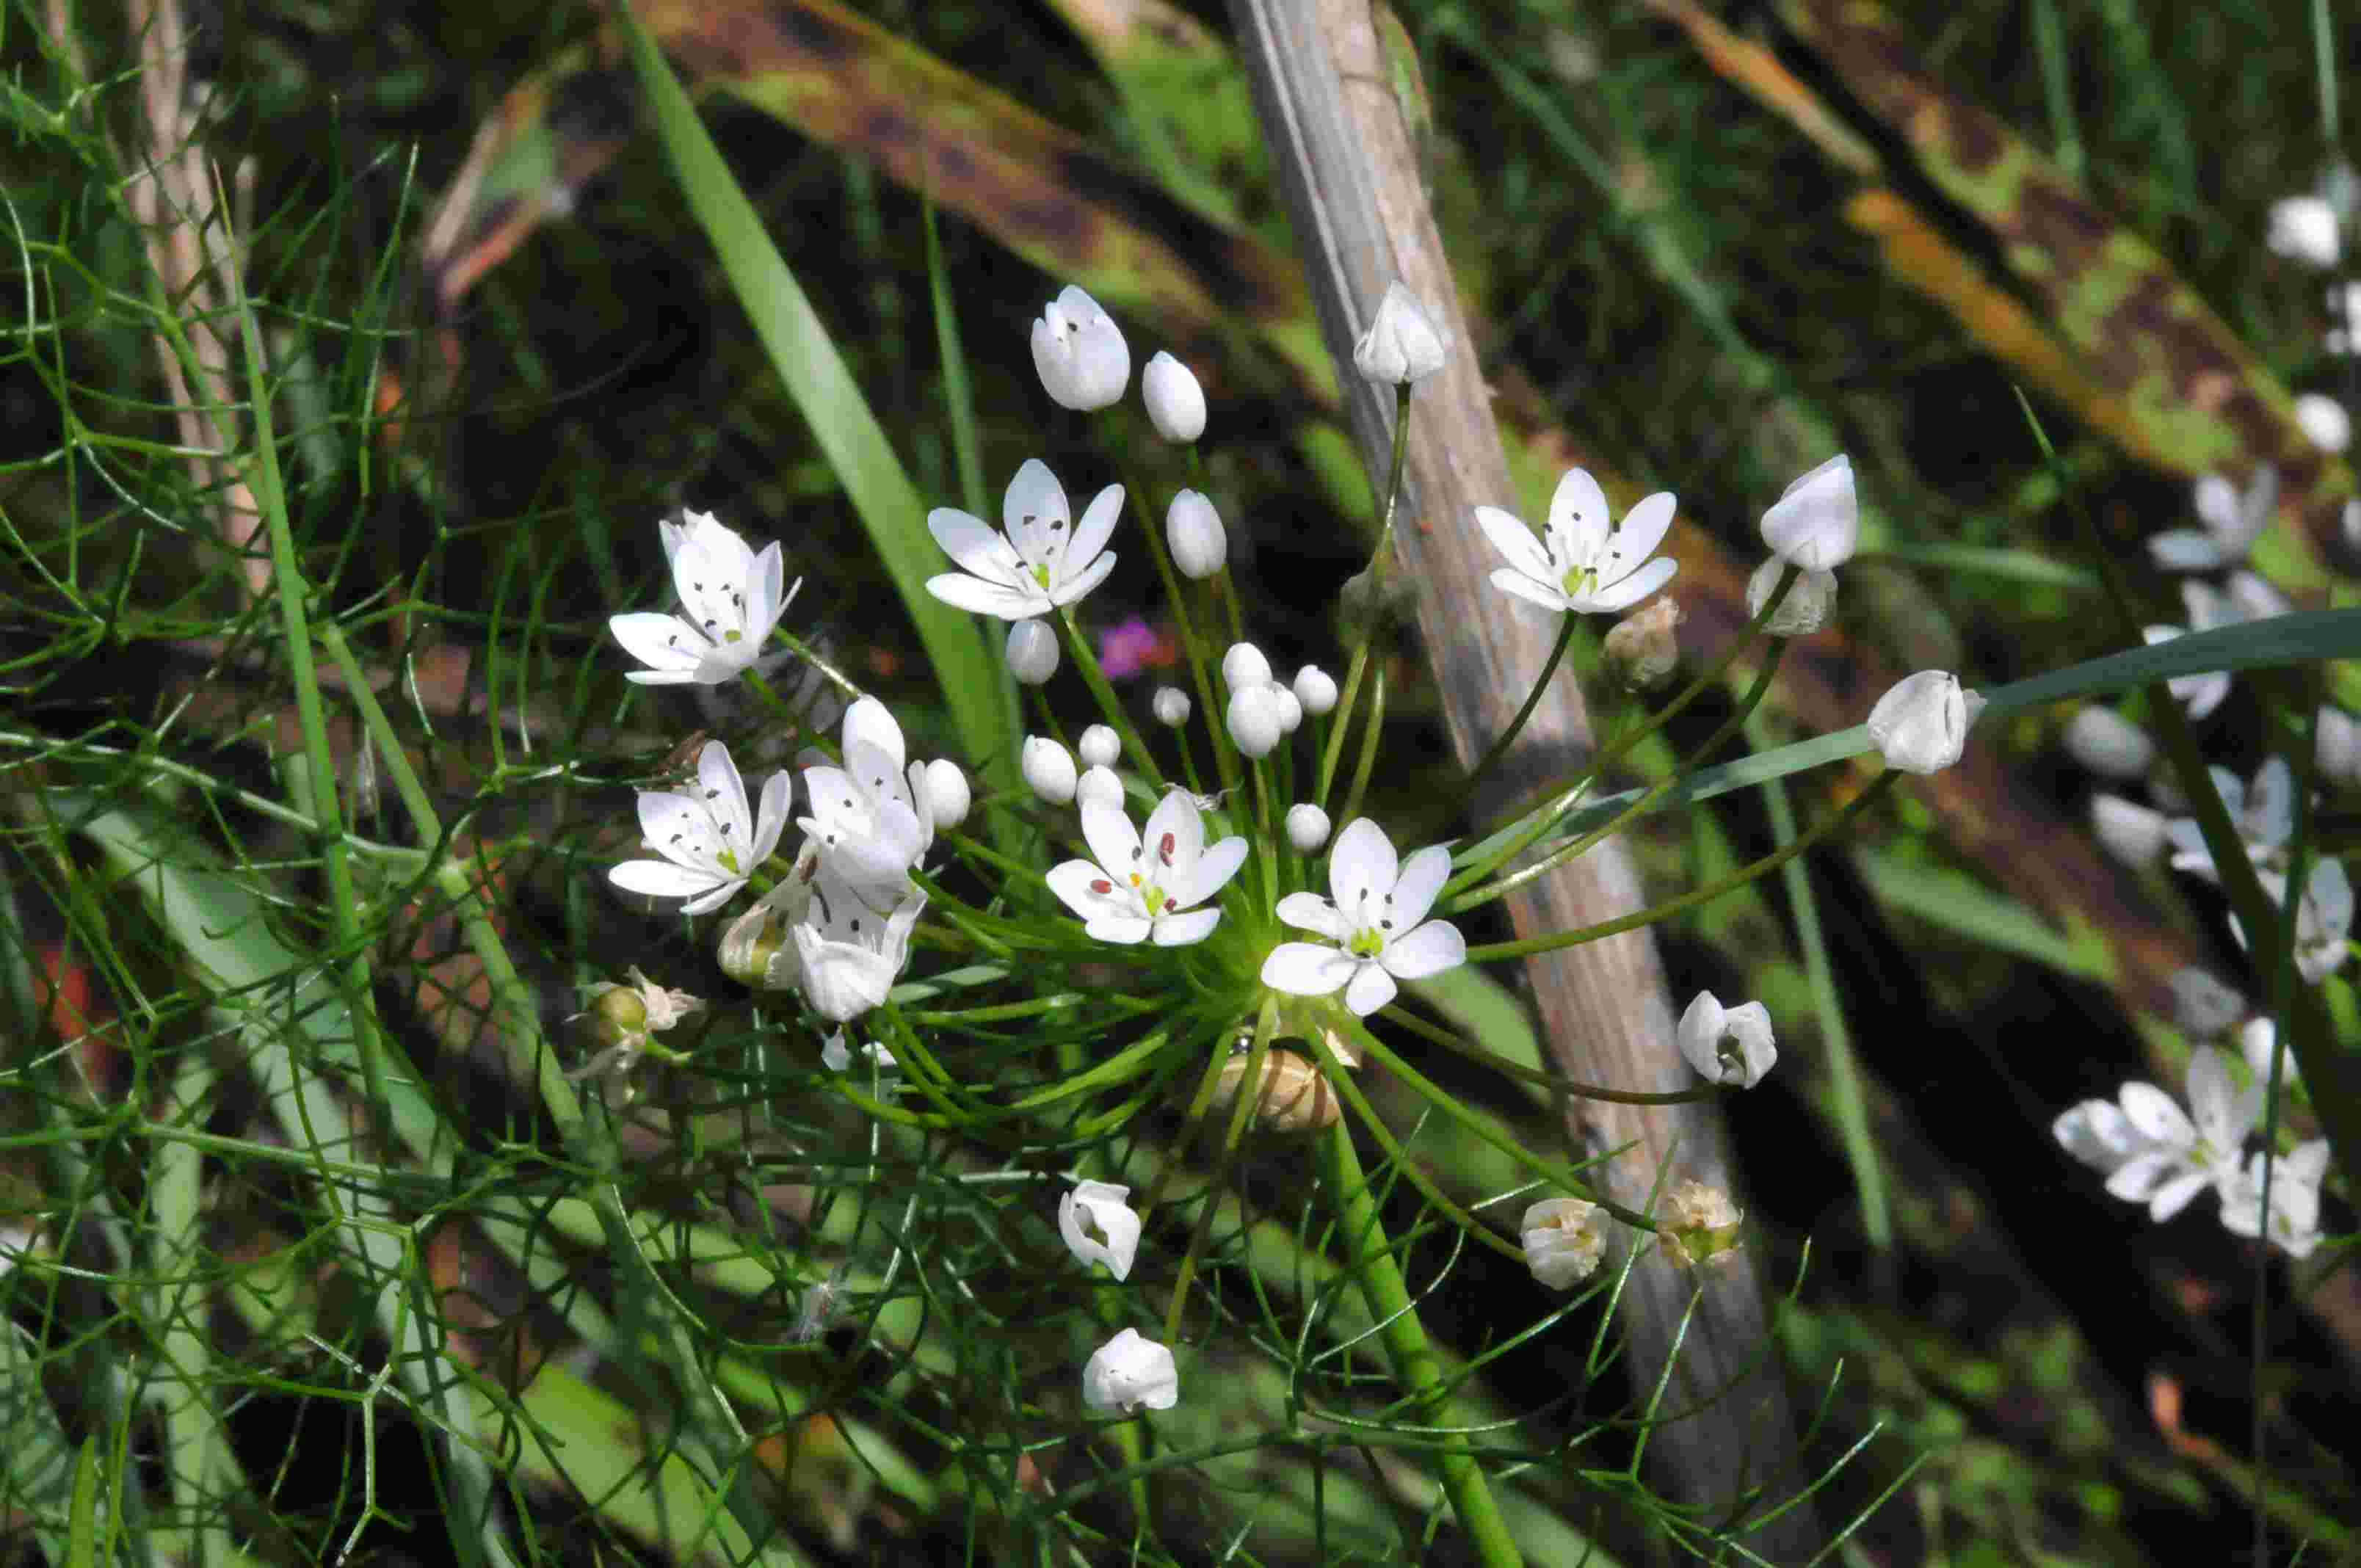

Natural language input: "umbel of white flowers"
[609,511,800,686]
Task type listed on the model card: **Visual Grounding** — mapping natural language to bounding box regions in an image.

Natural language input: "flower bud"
[1082,1327,1178,1413]
[2268,195,2342,268]
[1165,489,1227,579]
[1022,736,1078,804]
[1293,665,1338,716]
[1744,559,1837,636]
[1225,684,1283,758]
[1661,1180,1744,1268]
[1520,1197,1605,1290]
[1269,682,1303,733]
[1076,764,1125,813]
[1078,724,1120,768]
[1285,802,1331,852]
[1209,1049,1339,1134]
[1603,595,1686,689]
[1222,642,1272,693]
[2091,793,2167,868]
[2060,706,2155,781]
[1867,669,1970,774]
[1007,618,1059,685]
[921,759,971,830]
[2296,393,2351,454]
[1029,284,1129,410]
[1140,351,1205,442]
[1352,280,1448,385]
[1153,686,1192,727]
[1760,454,1857,571]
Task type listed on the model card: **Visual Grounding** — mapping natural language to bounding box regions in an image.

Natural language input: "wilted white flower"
[820,1028,897,1074]
[1226,683,1284,758]
[1082,1328,1179,1414]
[609,511,799,686]
[1078,725,1120,769]
[1676,991,1777,1088]
[2268,195,2342,267]
[2061,706,2155,781]
[1140,351,1206,441]
[1023,737,1078,805]
[1660,1180,1744,1267]
[1476,467,1678,617]
[1047,791,1247,945]
[1153,686,1192,726]
[1604,595,1686,689]
[570,966,703,1080]
[1520,1197,1605,1289]
[1867,670,1971,774]
[1058,1180,1142,1280]
[1031,285,1129,410]
[920,759,971,832]
[1075,764,1125,813]
[2102,1048,2258,1221]
[2296,393,2351,454]
[1222,642,1272,693]
[1352,281,1448,385]
[1007,617,1060,684]
[2150,467,2277,573]
[2092,794,2169,868]
[1261,819,1466,1015]
[609,741,791,915]
[1294,665,1338,716]
[2169,968,2246,1037]
[926,460,1121,620]
[1760,455,1858,571]
[1166,490,1226,578]
[1285,802,1332,852]
[1745,559,1836,637]
[799,697,938,902]
[2220,1139,2330,1257]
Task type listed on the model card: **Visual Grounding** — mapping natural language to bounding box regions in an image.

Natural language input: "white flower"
[2092,794,2169,868]
[920,760,971,831]
[1030,285,1129,410]
[1760,454,1858,571]
[1676,991,1777,1088]
[2220,1140,2330,1257]
[1141,351,1206,440]
[1076,764,1125,813]
[1285,803,1332,852]
[2164,758,2292,884]
[1520,1197,1605,1290]
[1352,281,1448,385]
[1476,467,1678,617]
[609,741,791,915]
[926,460,1120,619]
[1153,686,1192,726]
[1166,490,1226,578]
[609,511,799,686]
[2103,1047,2258,1221]
[2316,707,2361,786]
[1007,617,1060,684]
[1661,1180,1745,1267]
[1261,818,1466,1016]
[2149,467,2277,573]
[2244,858,2355,983]
[820,1028,897,1073]
[1746,559,1836,636]
[2052,1097,2163,1175]
[1867,670,1970,774]
[1293,665,1338,716]
[1023,737,1078,804]
[2061,706,2155,780]
[1078,725,1120,769]
[2296,393,2351,453]
[1222,642,1272,692]
[1226,683,1283,758]
[1046,793,1247,946]
[2168,968,2245,1037]
[2268,195,2341,267]
[799,697,937,901]
[1058,1180,1142,1280]
[792,877,927,1023]
[1082,1328,1178,1414]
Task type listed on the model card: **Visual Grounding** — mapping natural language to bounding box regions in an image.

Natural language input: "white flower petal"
[1261,942,1357,996]
[1342,961,1398,1017]
[1377,920,1465,981]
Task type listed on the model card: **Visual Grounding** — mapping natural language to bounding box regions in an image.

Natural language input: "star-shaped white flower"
[2149,467,2277,573]
[1475,467,1677,617]
[2243,858,2355,984]
[2220,1139,2331,1258]
[1261,819,1467,1016]
[2103,1047,2259,1222]
[609,511,799,686]
[2164,758,2293,882]
[1047,791,1247,946]
[926,460,1120,620]
[799,697,937,902]
[608,741,790,915]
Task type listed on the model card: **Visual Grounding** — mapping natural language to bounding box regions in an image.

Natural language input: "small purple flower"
[1100,616,1164,680]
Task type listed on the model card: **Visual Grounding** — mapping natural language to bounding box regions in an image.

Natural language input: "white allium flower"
[1007,617,1061,684]
[2220,1139,2331,1257]
[1476,467,1678,617]
[2053,1097,2163,1175]
[1030,284,1130,410]
[1270,682,1304,733]
[2092,794,2169,868]
[1520,1197,1606,1290]
[2164,758,2293,883]
[799,697,937,901]
[1867,670,1970,774]
[1261,818,1466,1016]
[2315,707,2361,786]
[2141,578,2257,719]
[609,511,799,686]
[1076,764,1125,813]
[1286,802,1332,853]
[1294,665,1338,716]
[1352,281,1449,385]
[1676,991,1777,1089]
[1759,454,1858,571]
[1153,686,1192,726]
[1222,642,1272,693]
[2103,1047,2259,1221]
[1742,559,1835,638]
[1078,725,1121,769]
[1165,490,1226,579]
[2243,858,2355,982]
[609,741,791,915]
[793,878,927,1023]
[1023,737,1078,804]
[2150,467,2277,573]
[1047,791,1247,946]
[2169,968,2246,1037]
[1058,1179,1142,1280]
[2268,195,2342,267]
[1226,683,1284,758]
[820,1028,897,1074]
[1082,1328,1178,1414]
[926,460,1121,620]
[2239,1015,2297,1090]
[2296,393,2351,453]
[1140,351,1206,440]
[2061,706,2155,781]
[921,759,971,831]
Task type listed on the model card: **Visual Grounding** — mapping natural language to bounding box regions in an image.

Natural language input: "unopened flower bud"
[1603,595,1686,689]
[1222,642,1272,692]
[921,759,971,830]
[1661,1180,1744,1267]
[1031,285,1129,410]
[1353,281,1449,385]
[1008,618,1060,685]
[1023,736,1078,803]
[1166,489,1226,578]
[1076,764,1125,813]
[1269,682,1303,733]
[1745,559,1837,636]
[1285,802,1331,852]
[2268,195,2342,268]
[1078,724,1120,768]
[1520,1197,1606,1289]
[1141,352,1206,442]
[1867,669,1970,774]
[1153,686,1192,727]
[2296,393,2351,454]
[1226,684,1283,758]
[1760,454,1857,571]
[1293,665,1338,716]
[2060,706,2155,781]
[2091,793,2168,868]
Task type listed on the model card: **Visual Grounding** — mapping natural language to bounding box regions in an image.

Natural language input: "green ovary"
[1560,565,1597,599]
[1348,928,1385,959]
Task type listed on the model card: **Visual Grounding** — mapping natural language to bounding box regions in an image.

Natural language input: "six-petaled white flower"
[2241,859,2355,984]
[1048,792,1247,946]
[2101,1047,2259,1222]
[610,511,799,686]
[1476,467,1678,617]
[609,741,790,915]
[799,697,938,903]
[1261,819,1467,1016]
[1059,1180,1142,1280]
[2220,1139,2331,1258]
[1083,1328,1178,1414]
[1031,286,1130,410]
[2150,467,2277,573]
[792,873,928,1023]
[926,460,1121,620]
[2164,758,2293,883]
